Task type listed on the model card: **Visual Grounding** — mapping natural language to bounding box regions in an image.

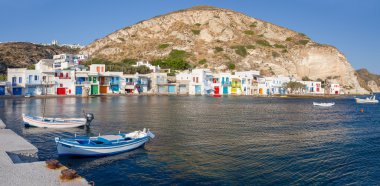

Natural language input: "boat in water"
[23,78,94,128]
[313,102,335,107]
[355,95,379,104]
[55,129,155,157]
[22,113,94,128]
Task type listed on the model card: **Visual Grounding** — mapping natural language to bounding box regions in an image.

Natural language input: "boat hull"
[313,102,334,107]
[56,137,150,156]
[22,114,86,128]
[355,98,379,104]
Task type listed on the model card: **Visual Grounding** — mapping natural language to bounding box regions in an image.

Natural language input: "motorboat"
[313,102,335,107]
[55,129,155,157]
[22,113,94,128]
[355,95,379,104]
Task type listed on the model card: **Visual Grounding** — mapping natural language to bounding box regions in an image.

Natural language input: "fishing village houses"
[0,53,342,97]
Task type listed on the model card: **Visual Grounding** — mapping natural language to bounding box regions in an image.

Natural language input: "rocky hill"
[356,69,380,92]
[82,5,367,94]
[0,42,78,74]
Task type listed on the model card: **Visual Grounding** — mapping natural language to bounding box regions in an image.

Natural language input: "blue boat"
[55,129,155,156]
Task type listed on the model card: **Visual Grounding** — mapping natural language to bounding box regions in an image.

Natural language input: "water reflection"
[0,96,379,185]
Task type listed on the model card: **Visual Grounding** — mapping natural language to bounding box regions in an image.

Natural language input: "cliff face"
[356,68,380,92]
[0,42,78,74]
[82,6,368,94]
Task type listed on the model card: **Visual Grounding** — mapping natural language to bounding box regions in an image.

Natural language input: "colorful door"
[259,88,263,95]
[0,86,5,95]
[214,86,220,94]
[76,86,83,95]
[27,87,36,95]
[111,85,119,92]
[91,85,98,95]
[168,85,176,93]
[12,87,22,95]
[57,88,66,95]
[195,85,202,94]
[100,86,108,94]
[223,86,228,95]
[99,77,105,85]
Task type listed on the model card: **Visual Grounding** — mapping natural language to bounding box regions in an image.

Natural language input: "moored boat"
[55,128,155,157]
[313,102,335,107]
[355,95,379,104]
[22,113,94,128]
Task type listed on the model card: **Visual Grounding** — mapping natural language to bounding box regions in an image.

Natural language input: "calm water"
[1,96,380,185]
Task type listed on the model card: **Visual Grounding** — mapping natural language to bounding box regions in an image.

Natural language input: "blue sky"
[0,0,379,73]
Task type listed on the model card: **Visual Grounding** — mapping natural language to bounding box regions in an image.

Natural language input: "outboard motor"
[84,113,95,127]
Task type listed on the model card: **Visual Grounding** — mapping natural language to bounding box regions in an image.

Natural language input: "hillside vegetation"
[0,42,78,75]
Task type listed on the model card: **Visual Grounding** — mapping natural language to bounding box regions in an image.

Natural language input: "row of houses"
[0,54,341,97]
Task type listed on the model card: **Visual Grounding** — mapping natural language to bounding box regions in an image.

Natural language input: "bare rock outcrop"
[82,6,368,94]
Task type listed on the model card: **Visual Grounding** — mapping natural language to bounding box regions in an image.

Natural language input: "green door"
[91,85,98,95]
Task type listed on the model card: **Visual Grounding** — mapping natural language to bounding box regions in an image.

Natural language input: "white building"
[132,61,160,73]
[53,54,88,70]
[329,83,341,95]
[298,81,324,95]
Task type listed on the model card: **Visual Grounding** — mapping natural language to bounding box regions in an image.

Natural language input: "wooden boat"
[22,113,94,128]
[23,78,94,128]
[55,129,155,157]
[355,95,379,104]
[313,102,335,107]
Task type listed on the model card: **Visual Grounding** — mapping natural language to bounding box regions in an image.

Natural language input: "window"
[97,67,100,72]
[101,67,104,72]
[196,77,199,83]
[193,77,195,82]
[19,77,22,83]
[35,75,38,81]
[66,73,69,78]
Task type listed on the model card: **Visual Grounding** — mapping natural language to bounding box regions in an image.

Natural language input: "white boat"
[22,113,94,128]
[355,95,379,104]
[313,102,335,107]
[23,78,94,128]
[55,129,155,157]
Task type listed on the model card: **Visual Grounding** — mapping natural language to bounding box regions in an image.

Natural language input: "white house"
[329,83,341,95]
[132,61,160,73]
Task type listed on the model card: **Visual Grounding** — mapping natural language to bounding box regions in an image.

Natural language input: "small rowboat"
[355,95,379,104]
[313,102,335,107]
[55,129,155,157]
[22,113,94,128]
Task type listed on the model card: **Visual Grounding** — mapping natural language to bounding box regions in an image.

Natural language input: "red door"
[57,88,66,95]
[214,86,220,94]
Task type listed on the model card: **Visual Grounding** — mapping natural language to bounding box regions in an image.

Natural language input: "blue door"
[223,86,228,94]
[168,85,176,93]
[195,85,201,94]
[111,85,119,92]
[76,86,83,95]
[0,86,5,95]
[13,87,22,95]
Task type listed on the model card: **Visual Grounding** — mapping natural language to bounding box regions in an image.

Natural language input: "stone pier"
[0,118,89,186]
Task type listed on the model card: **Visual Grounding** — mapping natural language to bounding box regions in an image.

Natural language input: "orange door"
[100,86,108,94]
